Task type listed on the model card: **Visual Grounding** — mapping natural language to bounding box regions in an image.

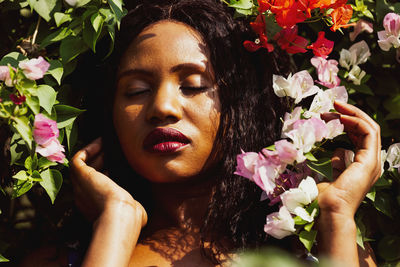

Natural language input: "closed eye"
[124,88,151,97]
[180,86,208,93]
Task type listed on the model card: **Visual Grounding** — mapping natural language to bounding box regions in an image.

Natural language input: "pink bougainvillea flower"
[0,66,14,87]
[325,118,344,139]
[350,19,373,41]
[264,205,296,239]
[378,13,400,51]
[307,31,334,58]
[275,25,308,54]
[33,114,59,145]
[33,114,65,163]
[18,56,50,80]
[275,139,306,164]
[253,152,286,194]
[310,56,340,88]
[234,150,259,179]
[35,138,65,163]
[10,93,26,105]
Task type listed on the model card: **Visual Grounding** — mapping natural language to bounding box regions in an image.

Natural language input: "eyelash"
[180,86,208,92]
[124,89,150,97]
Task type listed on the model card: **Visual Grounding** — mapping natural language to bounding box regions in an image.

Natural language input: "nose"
[146,82,183,124]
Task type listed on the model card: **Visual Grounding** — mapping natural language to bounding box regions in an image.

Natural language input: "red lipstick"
[143,128,190,153]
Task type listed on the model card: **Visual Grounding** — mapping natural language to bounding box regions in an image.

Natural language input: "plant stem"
[31,16,41,45]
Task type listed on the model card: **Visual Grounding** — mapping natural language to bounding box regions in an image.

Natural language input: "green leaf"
[294,216,308,225]
[12,116,32,150]
[10,134,24,165]
[55,105,84,128]
[38,157,58,170]
[83,14,104,52]
[378,235,400,261]
[40,27,74,48]
[0,52,27,68]
[27,0,61,22]
[366,186,376,201]
[227,0,253,9]
[307,158,332,181]
[304,222,314,232]
[107,0,125,28]
[304,152,318,162]
[65,121,78,153]
[12,179,33,198]
[75,0,92,7]
[39,169,63,204]
[374,192,392,218]
[12,170,29,181]
[60,37,88,63]
[264,144,275,151]
[91,12,104,33]
[37,85,57,114]
[47,60,63,85]
[0,254,9,262]
[265,13,282,41]
[24,154,37,171]
[25,95,40,115]
[54,12,72,27]
[356,224,365,249]
[299,230,317,252]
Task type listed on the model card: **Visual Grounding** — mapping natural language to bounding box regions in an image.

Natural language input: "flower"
[350,19,373,42]
[306,86,348,117]
[0,66,14,87]
[339,40,371,70]
[275,139,306,164]
[281,107,303,137]
[307,31,334,58]
[244,15,274,52]
[386,143,400,171]
[329,4,354,32]
[253,152,286,194]
[18,56,50,80]
[33,114,65,163]
[310,56,340,88]
[273,70,319,104]
[264,205,296,239]
[280,176,318,222]
[275,25,308,54]
[348,65,366,85]
[10,93,26,105]
[235,150,259,179]
[325,119,344,139]
[377,13,400,51]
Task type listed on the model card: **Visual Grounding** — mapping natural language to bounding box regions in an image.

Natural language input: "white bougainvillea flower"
[350,19,373,42]
[280,176,318,222]
[264,205,296,239]
[273,71,319,104]
[378,13,400,51]
[348,65,366,85]
[285,119,324,153]
[281,107,303,137]
[325,119,344,139]
[305,86,348,117]
[19,56,50,80]
[387,143,400,171]
[381,150,388,176]
[310,56,340,89]
[339,40,371,69]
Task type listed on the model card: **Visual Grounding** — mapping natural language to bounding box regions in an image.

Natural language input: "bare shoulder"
[18,245,68,267]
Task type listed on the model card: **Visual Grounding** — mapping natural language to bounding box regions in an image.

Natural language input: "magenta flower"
[18,56,50,80]
[0,66,14,87]
[33,114,65,163]
[10,93,26,105]
[234,150,259,179]
[307,31,334,58]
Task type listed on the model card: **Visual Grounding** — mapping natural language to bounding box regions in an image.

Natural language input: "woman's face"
[113,21,221,183]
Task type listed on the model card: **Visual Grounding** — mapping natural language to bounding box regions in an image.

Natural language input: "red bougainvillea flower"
[330,4,354,32]
[307,31,334,58]
[258,0,306,28]
[10,93,26,105]
[275,26,308,54]
[244,15,274,52]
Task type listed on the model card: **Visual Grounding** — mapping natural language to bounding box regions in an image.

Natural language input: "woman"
[22,0,381,266]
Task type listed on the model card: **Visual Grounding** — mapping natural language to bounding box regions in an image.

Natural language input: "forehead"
[119,20,210,71]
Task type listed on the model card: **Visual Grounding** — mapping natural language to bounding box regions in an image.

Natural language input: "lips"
[143,128,190,153]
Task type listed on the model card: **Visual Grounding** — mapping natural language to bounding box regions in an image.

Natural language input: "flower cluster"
[243,0,353,56]
[339,40,371,85]
[33,114,65,163]
[235,69,348,247]
[378,13,400,52]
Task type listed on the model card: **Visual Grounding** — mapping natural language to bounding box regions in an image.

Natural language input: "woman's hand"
[71,138,147,267]
[317,101,380,266]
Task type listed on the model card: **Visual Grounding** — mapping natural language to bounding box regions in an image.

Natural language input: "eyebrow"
[117,62,208,81]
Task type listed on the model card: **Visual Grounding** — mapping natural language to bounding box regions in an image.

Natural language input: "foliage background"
[0,0,399,265]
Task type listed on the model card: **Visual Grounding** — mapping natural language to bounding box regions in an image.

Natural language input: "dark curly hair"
[102,0,295,263]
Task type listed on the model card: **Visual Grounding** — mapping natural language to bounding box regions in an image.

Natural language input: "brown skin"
[20,22,380,267]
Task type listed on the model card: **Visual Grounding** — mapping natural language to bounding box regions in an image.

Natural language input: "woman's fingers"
[72,138,102,168]
[331,148,346,180]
